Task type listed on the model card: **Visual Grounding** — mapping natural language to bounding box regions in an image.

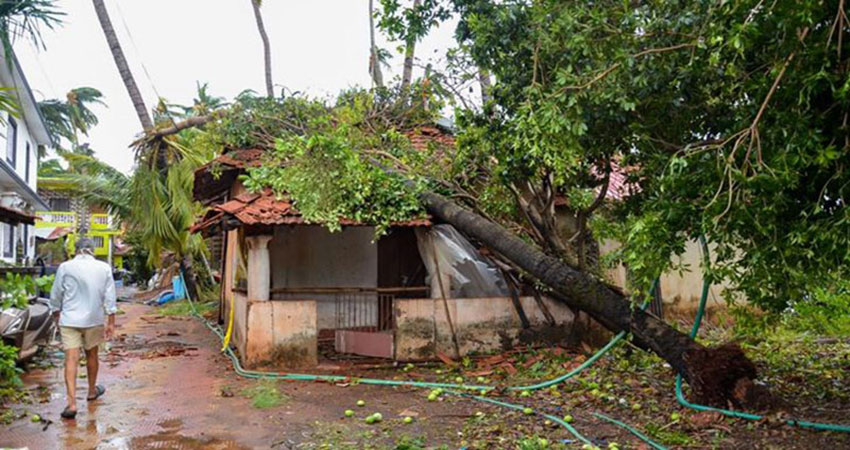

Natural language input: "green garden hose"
[181,274,668,447]
[591,412,666,450]
[672,237,850,433]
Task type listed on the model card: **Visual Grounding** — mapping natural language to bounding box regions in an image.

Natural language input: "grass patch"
[645,423,697,446]
[157,299,216,317]
[241,379,289,409]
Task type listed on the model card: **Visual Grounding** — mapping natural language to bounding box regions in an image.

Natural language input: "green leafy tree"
[390,0,850,315]
[204,1,850,405]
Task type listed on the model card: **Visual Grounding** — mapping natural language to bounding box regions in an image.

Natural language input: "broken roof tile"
[190,189,430,234]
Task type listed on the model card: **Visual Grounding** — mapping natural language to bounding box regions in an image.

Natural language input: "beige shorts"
[60,326,105,351]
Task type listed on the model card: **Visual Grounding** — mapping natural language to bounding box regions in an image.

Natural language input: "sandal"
[87,385,106,401]
[60,406,77,419]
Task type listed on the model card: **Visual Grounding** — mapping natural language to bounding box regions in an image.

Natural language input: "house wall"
[600,239,730,317]
[269,225,378,329]
[0,111,38,264]
[1,111,37,191]
[221,228,240,326]
[394,296,576,360]
[230,290,318,368]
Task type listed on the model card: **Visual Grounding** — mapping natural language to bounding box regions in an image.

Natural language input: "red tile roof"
[405,126,455,152]
[554,161,638,206]
[190,189,430,233]
[210,148,266,169]
[193,148,267,203]
[192,126,454,227]
[45,226,72,240]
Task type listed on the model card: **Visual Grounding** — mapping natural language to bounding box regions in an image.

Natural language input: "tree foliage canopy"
[370,0,850,312]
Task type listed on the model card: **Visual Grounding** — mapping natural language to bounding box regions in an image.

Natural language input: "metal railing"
[270,286,429,332]
[34,211,76,228]
[90,213,112,229]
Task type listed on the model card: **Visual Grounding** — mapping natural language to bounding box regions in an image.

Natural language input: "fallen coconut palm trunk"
[420,191,760,407]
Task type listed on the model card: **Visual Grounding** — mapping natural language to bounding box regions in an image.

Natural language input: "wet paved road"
[0,303,478,449]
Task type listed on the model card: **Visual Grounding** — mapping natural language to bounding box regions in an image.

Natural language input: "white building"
[0,51,51,265]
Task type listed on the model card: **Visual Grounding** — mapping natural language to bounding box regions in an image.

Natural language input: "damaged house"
[190,127,575,368]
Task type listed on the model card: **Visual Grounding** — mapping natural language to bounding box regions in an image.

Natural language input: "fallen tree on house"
[419,191,758,407]
[199,91,759,407]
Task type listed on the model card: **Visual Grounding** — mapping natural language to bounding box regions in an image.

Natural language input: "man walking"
[49,237,117,419]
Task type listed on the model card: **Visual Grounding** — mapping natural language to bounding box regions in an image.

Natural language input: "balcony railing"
[35,211,77,228]
[90,213,112,230]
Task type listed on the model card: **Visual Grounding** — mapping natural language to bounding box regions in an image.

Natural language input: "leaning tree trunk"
[179,255,201,306]
[368,0,384,88]
[421,191,760,407]
[250,0,274,98]
[92,0,153,131]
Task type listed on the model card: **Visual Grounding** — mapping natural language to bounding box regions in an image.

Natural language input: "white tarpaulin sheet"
[415,224,509,298]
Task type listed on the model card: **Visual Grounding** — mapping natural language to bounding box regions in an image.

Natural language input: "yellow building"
[34,177,124,268]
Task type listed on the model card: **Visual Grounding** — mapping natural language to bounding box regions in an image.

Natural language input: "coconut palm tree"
[249,0,273,97]
[38,87,105,151]
[0,0,62,52]
[91,0,152,131]
[0,0,63,121]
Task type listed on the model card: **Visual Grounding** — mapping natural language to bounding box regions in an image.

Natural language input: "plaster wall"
[232,290,318,368]
[232,291,249,361]
[600,239,731,316]
[269,225,378,328]
[394,296,575,360]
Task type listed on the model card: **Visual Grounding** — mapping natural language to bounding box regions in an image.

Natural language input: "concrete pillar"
[246,235,273,301]
[107,235,113,267]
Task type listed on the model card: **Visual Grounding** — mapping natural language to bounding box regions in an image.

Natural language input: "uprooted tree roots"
[684,343,773,410]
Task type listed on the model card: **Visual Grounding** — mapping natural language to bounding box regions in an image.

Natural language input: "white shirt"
[49,254,118,328]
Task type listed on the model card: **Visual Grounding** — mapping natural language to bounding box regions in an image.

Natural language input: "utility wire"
[111,1,176,126]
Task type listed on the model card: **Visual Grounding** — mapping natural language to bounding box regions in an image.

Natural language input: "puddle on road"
[97,430,246,449]
[93,417,243,449]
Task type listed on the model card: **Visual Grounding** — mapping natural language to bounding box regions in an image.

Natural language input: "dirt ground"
[1,301,848,449]
[0,303,490,449]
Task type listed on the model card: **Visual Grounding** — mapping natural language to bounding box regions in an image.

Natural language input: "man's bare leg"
[85,346,99,399]
[64,347,80,412]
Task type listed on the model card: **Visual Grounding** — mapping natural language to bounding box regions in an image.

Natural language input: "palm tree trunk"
[369,0,384,88]
[400,0,421,94]
[420,191,759,406]
[250,0,274,98]
[91,0,153,131]
[179,256,201,305]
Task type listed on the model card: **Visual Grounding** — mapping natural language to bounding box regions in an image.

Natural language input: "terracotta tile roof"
[405,126,455,152]
[0,204,38,225]
[190,189,430,234]
[193,148,268,203]
[194,126,456,204]
[210,148,266,169]
[45,226,72,240]
[554,161,638,206]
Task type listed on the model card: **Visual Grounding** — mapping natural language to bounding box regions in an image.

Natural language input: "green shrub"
[784,281,850,337]
[0,273,34,309]
[0,341,22,393]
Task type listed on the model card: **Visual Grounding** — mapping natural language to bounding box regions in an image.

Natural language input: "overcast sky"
[15,0,457,173]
